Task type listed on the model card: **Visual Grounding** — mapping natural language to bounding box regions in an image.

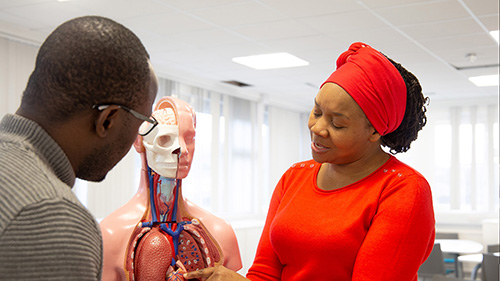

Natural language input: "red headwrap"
[321,42,407,136]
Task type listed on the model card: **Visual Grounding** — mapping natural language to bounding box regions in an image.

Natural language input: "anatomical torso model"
[100,97,242,281]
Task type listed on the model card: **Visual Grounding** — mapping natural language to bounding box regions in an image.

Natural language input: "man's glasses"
[93,104,158,136]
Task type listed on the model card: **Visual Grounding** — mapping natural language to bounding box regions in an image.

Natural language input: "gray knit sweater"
[0,114,102,280]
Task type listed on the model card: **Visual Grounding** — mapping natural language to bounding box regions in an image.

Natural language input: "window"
[430,104,499,214]
[165,80,275,220]
[433,123,452,210]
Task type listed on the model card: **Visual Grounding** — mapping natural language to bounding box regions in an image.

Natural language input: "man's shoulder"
[0,144,84,235]
[0,197,102,280]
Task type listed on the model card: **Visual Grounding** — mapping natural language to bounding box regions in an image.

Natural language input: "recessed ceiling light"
[232,52,309,70]
[468,74,499,87]
[490,30,499,45]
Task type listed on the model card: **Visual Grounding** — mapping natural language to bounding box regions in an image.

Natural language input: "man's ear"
[94,107,119,138]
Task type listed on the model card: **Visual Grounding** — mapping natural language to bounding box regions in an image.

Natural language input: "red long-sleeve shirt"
[247,156,435,281]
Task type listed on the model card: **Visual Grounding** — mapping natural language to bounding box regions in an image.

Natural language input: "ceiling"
[0,0,498,111]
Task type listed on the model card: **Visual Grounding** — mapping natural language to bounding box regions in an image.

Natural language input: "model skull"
[142,108,180,178]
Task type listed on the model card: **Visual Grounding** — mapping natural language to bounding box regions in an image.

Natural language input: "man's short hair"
[22,16,151,122]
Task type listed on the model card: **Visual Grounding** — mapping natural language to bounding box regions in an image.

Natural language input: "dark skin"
[16,61,158,182]
[183,84,391,281]
[183,266,246,280]
[309,83,389,191]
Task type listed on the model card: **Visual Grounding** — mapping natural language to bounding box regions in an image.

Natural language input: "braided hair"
[381,57,429,154]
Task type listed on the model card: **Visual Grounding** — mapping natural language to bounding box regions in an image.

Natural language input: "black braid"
[381,56,430,154]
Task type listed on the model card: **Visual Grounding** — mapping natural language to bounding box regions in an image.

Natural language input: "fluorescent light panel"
[468,30,499,87]
[468,74,499,87]
[232,52,309,70]
[490,30,499,45]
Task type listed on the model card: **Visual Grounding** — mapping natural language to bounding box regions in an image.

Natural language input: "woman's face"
[307,83,379,165]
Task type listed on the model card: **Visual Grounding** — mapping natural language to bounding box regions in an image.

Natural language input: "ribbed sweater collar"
[0,114,76,187]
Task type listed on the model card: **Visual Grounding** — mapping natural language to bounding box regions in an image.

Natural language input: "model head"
[141,96,196,179]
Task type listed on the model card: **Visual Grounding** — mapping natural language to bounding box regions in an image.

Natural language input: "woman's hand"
[183,265,249,281]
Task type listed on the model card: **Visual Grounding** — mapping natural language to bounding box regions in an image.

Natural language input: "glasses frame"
[92,103,158,136]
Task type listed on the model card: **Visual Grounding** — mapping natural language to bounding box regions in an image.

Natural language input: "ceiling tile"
[231,19,318,42]
[264,35,340,57]
[479,14,500,31]
[186,1,287,27]
[260,0,362,17]
[168,28,251,49]
[298,9,389,36]
[3,1,92,30]
[123,12,214,37]
[199,41,270,59]
[0,0,53,9]
[154,0,249,11]
[434,45,499,69]
[463,0,499,17]
[400,18,484,40]
[70,0,177,20]
[360,0,436,9]
[374,0,470,26]
[420,32,497,53]
[134,31,191,53]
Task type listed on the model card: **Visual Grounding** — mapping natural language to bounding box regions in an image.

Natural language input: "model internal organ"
[100,97,241,281]
[125,171,222,281]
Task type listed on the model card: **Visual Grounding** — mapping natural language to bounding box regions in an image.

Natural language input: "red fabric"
[321,42,407,136]
[247,157,435,281]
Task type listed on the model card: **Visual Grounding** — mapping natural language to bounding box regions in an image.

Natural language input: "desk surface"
[435,239,484,255]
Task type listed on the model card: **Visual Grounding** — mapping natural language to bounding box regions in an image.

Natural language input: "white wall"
[86,149,141,219]
[0,37,37,116]
[268,106,305,193]
[232,220,265,276]
[396,97,499,252]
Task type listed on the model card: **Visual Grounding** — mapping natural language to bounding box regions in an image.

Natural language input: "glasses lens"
[139,121,155,136]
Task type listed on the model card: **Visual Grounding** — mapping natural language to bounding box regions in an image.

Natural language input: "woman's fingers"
[183,266,248,281]
[183,267,215,279]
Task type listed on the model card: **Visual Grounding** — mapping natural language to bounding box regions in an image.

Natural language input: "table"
[459,252,500,279]
[435,239,484,255]
[435,239,484,277]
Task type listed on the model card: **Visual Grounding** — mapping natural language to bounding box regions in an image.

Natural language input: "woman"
[185,42,435,280]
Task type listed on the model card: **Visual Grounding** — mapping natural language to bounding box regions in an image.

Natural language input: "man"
[0,16,158,280]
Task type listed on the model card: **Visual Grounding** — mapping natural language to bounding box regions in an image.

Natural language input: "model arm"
[351,175,435,280]
[100,194,148,281]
